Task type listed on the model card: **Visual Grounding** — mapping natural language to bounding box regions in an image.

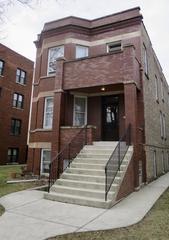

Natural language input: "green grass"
[0,165,44,216]
[48,188,169,240]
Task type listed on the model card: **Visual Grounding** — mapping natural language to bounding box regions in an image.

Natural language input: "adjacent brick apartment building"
[0,44,33,165]
[27,7,169,207]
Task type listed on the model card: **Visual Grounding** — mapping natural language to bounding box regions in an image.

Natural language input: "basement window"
[107,41,122,53]
[41,149,51,175]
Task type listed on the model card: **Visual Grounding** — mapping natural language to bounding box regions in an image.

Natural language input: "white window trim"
[143,44,148,76]
[153,150,157,178]
[43,97,54,129]
[73,96,87,126]
[75,45,89,59]
[40,149,51,176]
[47,45,64,76]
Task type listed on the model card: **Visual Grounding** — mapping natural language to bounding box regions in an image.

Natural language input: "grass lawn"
[0,165,45,216]
[48,188,169,240]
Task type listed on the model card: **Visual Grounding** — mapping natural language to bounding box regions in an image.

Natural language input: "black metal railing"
[48,125,88,192]
[105,124,131,201]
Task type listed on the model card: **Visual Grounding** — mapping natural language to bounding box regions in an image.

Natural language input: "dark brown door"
[102,96,119,141]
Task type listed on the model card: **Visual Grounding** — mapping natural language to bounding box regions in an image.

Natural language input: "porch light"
[101,87,105,91]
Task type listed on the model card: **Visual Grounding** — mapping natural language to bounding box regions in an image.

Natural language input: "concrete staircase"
[44,142,133,208]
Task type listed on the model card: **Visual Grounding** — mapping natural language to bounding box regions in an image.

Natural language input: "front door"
[102,96,119,141]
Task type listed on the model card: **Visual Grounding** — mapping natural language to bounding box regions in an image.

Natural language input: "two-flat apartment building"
[27,7,169,207]
[0,44,33,165]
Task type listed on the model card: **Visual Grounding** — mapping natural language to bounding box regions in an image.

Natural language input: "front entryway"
[102,96,119,141]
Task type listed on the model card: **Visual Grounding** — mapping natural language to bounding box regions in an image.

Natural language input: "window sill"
[12,107,24,110]
[16,82,26,86]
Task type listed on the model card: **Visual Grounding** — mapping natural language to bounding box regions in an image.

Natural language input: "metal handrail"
[48,125,88,192]
[105,124,131,201]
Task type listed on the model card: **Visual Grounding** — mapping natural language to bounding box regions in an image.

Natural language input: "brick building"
[27,7,169,207]
[0,44,33,165]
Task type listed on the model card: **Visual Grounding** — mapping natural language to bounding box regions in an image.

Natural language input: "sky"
[1,0,169,81]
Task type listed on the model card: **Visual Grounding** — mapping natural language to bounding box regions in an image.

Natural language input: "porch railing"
[48,125,87,192]
[105,124,131,201]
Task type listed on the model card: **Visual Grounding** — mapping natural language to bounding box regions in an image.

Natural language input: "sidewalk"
[0,173,169,240]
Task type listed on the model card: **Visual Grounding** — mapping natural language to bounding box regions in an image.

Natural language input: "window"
[47,46,64,75]
[16,68,26,85]
[0,59,4,75]
[160,111,164,139]
[107,41,122,53]
[155,76,159,101]
[153,150,157,178]
[161,79,164,101]
[7,148,19,163]
[13,93,24,109]
[41,149,51,174]
[11,119,21,135]
[143,44,148,76]
[162,151,165,173]
[163,114,166,140]
[73,96,87,126]
[43,97,54,129]
[76,45,89,59]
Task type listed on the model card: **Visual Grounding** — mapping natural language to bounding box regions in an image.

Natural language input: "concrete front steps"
[44,142,133,208]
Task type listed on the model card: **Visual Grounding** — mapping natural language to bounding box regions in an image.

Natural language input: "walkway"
[0,173,169,240]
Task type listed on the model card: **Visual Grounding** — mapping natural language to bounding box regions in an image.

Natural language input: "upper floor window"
[76,45,89,59]
[73,96,87,126]
[161,79,164,101]
[107,41,122,53]
[155,75,159,102]
[16,68,26,85]
[43,97,54,129]
[11,119,22,135]
[7,148,19,163]
[47,46,64,75]
[0,60,4,75]
[13,93,24,109]
[143,44,148,76]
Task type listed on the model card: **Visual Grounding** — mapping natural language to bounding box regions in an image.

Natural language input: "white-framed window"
[16,68,26,85]
[160,111,163,139]
[75,45,89,59]
[155,75,159,101]
[163,114,166,140]
[0,59,4,75]
[47,45,64,75]
[41,149,51,174]
[43,97,54,129]
[107,41,122,53]
[153,150,157,178]
[162,151,165,173]
[73,96,87,126]
[13,93,24,109]
[143,44,148,76]
[161,79,164,101]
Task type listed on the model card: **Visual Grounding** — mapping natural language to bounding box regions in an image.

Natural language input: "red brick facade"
[27,7,169,199]
[0,44,33,165]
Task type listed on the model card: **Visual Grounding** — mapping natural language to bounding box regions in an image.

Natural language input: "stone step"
[93,141,118,147]
[44,192,112,208]
[83,145,115,151]
[66,167,124,177]
[56,178,119,191]
[77,153,111,159]
[70,162,105,170]
[50,185,115,199]
[80,149,113,154]
[61,172,105,183]
[74,158,108,164]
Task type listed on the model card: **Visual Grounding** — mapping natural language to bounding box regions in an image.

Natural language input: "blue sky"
[1,0,169,81]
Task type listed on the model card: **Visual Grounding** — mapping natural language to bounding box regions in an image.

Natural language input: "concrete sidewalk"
[0,173,169,240]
